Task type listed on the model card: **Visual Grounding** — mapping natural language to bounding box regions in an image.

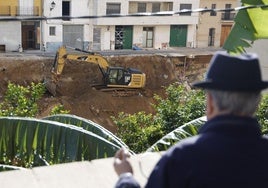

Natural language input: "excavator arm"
[46,46,110,96]
[51,46,109,78]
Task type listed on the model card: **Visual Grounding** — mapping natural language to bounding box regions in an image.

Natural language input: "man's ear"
[206,92,215,120]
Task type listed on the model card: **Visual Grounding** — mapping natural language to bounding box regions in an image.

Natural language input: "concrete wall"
[247,40,268,82]
[0,22,21,51]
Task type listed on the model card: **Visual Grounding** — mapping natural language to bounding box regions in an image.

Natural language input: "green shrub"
[153,83,206,133]
[50,105,70,115]
[112,82,206,153]
[0,82,45,117]
[256,93,268,134]
[112,111,163,153]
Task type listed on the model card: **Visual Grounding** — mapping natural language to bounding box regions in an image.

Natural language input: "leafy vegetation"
[44,114,129,150]
[256,94,268,134]
[49,105,70,115]
[223,0,268,53]
[0,83,123,171]
[0,116,122,169]
[0,82,45,117]
[112,83,206,153]
[153,83,205,133]
[0,81,268,171]
[147,116,206,152]
[112,111,163,153]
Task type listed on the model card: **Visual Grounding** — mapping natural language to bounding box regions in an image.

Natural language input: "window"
[225,4,232,9]
[208,28,215,46]
[138,3,146,13]
[62,1,70,21]
[210,4,216,16]
[180,4,192,16]
[167,2,173,11]
[152,3,160,13]
[49,26,56,36]
[106,3,121,15]
[222,4,232,20]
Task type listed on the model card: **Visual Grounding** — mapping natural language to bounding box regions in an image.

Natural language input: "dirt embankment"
[0,54,211,133]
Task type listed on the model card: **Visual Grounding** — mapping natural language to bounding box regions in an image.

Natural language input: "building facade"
[0,0,238,52]
[0,0,42,51]
[42,0,199,52]
[197,0,238,48]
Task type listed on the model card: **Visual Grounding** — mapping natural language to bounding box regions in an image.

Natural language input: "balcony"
[129,2,173,14]
[0,6,11,16]
[221,12,235,21]
[16,6,40,16]
[0,6,40,16]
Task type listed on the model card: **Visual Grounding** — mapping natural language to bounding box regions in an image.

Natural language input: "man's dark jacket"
[115,115,268,188]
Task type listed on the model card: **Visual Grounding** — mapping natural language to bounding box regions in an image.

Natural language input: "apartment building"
[42,0,199,51]
[0,0,239,52]
[90,0,199,51]
[0,0,42,51]
[197,0,238,48]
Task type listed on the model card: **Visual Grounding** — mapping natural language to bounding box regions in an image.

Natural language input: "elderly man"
[113,51,268,188]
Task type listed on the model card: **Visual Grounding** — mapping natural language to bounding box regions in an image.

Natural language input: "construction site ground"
[0,47,218,133]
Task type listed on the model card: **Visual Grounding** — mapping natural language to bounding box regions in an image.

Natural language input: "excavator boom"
[52,46,109,76]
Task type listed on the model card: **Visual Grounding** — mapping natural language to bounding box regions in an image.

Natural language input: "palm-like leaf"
[0,117,121,169]
[223,0,268,53]
[43,114,128,149]
[146,116,206,152]
[0,164,27,171]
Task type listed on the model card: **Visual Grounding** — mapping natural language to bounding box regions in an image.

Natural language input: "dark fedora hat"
[193,51,268,91]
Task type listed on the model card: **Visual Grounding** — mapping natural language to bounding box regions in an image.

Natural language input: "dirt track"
[0,52,212,133]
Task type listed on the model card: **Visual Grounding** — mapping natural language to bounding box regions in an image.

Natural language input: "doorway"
[21,21,40,50]
[115,26,133,50]
[220,25,232,47]
[142,27,154,48]
[170,25,187,47]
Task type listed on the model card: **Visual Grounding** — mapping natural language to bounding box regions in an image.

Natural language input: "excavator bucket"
[44,51,60,96]
[44,78,57,96]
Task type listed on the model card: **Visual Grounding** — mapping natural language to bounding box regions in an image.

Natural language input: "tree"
[153,83,205,133]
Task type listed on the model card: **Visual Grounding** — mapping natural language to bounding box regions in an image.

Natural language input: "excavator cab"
[105,67,146,88]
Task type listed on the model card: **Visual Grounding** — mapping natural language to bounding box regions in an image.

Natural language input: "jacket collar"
[199,114,262,137]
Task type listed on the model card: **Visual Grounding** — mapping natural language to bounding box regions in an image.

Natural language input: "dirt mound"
[0,54,211,133]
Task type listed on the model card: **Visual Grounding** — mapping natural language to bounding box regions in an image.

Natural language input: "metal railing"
[221,12,235,20]
[16,6,40,16]
[0,6,11,16]
[0,6,40,16]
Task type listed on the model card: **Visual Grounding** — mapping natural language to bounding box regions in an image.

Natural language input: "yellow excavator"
[45,46,146,96]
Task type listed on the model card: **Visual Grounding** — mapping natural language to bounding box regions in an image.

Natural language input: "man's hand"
[113,148,133,176]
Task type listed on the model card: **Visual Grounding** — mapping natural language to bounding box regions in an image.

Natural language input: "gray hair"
[207,90,261,116]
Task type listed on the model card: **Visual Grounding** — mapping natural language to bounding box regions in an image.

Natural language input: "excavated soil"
[0,53,212,133]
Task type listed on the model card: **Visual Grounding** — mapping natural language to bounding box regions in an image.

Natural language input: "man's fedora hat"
[193,51,268,91]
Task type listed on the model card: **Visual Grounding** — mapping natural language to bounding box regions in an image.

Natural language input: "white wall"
[0,22,21,51]
[247,40,268,81]
[154,26,170,49]
[43,0,92,51]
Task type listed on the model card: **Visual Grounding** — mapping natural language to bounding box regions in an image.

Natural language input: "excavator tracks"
[92,85,145,97]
